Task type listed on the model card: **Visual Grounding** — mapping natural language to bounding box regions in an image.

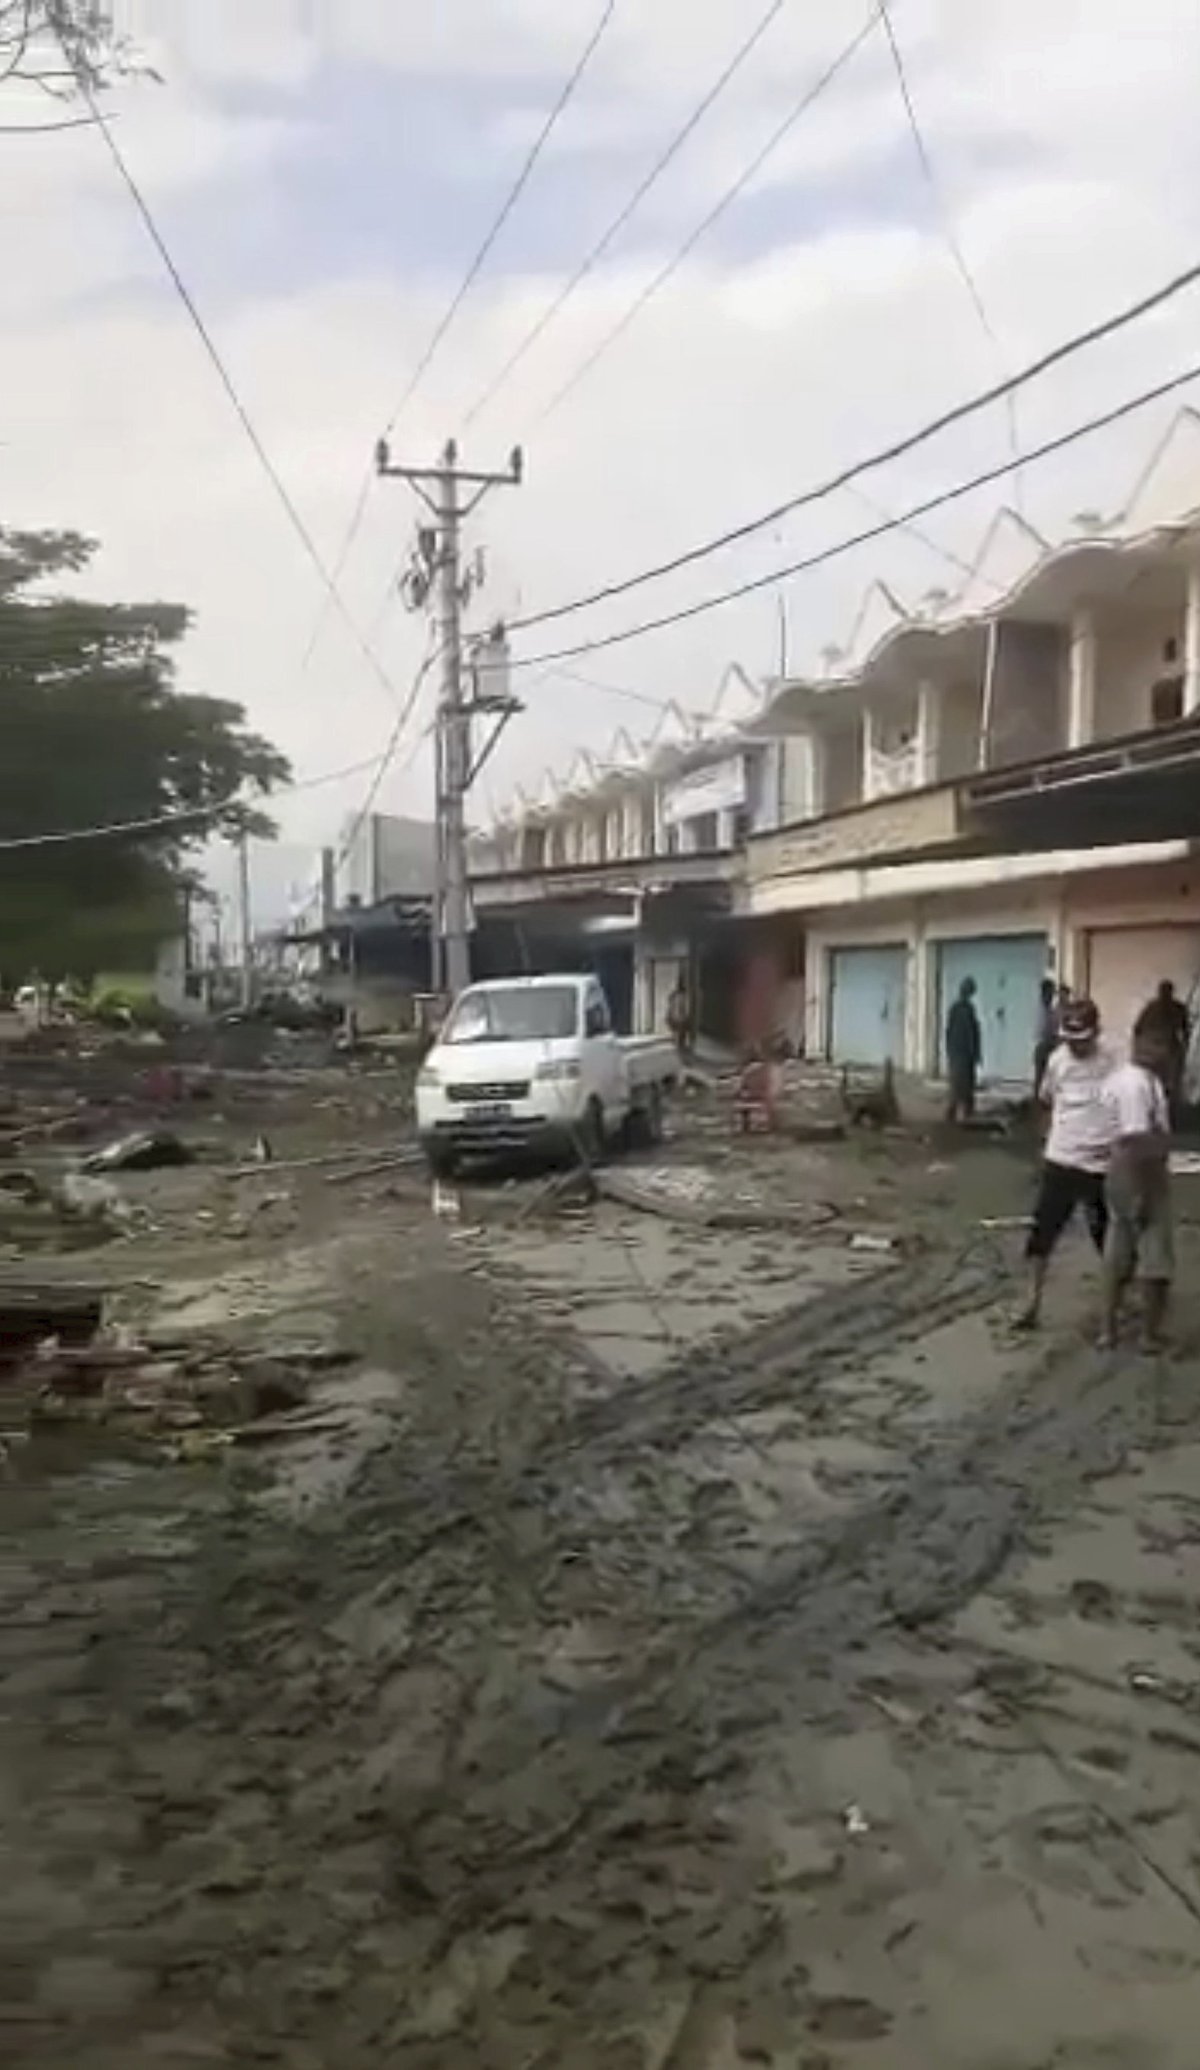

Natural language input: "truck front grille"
[445,1081,531,1103]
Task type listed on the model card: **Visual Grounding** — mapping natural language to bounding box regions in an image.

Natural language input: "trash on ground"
[83,1130,195,1174]
[58,1172,134,1227]
[843,1803,871,1836]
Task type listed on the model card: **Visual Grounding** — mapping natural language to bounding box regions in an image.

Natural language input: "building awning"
[962,718,1200,851]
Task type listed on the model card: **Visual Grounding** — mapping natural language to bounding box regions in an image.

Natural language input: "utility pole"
[236,828,254,1010]
[375,437,522,998]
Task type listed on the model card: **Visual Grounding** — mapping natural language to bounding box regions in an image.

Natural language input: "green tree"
[0,525,291,981]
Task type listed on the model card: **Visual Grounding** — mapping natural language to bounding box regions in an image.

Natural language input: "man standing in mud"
[944,975,982,1123]
[1134,979,1190,1124]
[1016,996,1115,1331]
[1099,1027,1174,1350]
[666,978,693,1064]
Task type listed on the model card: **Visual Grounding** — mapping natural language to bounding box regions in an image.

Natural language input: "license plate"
[466,1102,512,1121]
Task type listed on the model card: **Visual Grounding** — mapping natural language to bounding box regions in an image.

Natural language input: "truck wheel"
[424,1142,458,1180]
[624,1085,664,1151]
[577,1097,607,1167]
[641,1085,664,1146]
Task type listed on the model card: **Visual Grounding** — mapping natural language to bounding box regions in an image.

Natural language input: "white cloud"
[3,0,1200,924]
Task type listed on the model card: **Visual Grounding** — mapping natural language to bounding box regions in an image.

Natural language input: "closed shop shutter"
[1086,926,1200,1060]
[935,933,1048,1083]
[829,945,908,1065]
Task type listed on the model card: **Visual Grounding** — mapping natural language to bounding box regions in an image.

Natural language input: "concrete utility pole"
[375,437,522,997]
[236,828,254,1010]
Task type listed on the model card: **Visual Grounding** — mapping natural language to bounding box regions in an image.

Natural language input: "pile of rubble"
[0,1293,355,1473]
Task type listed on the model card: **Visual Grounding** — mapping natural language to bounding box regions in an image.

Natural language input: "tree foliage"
[0,4,153,125]
[0,526,291,980]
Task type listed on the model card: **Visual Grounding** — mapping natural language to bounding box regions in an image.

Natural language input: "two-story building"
[744,411,1200,1079]
[469,410,1200,1074]
[468,668,780,1041]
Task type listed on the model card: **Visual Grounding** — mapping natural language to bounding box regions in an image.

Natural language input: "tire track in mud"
[344,1241,1011,1572]
[405,1319,1200,1918]
[528,1240,1011,1468]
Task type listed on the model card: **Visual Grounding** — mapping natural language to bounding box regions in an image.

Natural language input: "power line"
[332,639,443,878]
[461,0,793,432]
[876,0,1023,501]
[538,663,709,715]
[505,254,1200,636]
[387,0,617,436]
[534,8,880,428]
[61,63,405,715]
[0,750,396,851]
[303,0,618,670]
[506,357,1200,670]
[24,362,1190,851]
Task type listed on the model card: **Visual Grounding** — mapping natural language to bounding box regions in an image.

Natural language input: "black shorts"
[1026,1161,1108,1261]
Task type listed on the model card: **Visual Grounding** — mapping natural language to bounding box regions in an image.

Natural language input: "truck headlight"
[534,1059,581,1082]
[416,1065,441,1090]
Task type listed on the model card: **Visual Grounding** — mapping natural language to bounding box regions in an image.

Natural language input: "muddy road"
[3,1082,1200,2067]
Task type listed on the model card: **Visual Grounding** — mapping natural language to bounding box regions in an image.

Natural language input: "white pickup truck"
[415,972,676,1175]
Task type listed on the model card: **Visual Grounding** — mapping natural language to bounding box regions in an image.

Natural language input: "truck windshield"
[441,984,580,1044]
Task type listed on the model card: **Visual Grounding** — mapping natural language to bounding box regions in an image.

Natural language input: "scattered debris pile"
[1,1290,357,1471]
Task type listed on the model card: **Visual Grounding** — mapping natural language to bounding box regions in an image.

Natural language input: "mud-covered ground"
[4,1065,1200,2067]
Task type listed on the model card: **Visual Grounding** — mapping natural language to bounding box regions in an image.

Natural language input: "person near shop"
[1133,979,1190,1124]
[944,975,982,1123]
[1099,1028,1174,1351]
[1033,976,1061,1100]
[666,979,693,1063]
[1016,996,1115,1331]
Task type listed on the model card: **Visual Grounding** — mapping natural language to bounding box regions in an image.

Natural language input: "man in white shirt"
[1099,1031,1174,1350]
[1016,997,1116,1331]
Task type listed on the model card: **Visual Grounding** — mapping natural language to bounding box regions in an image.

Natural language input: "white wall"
[1093,606,1183,740]
[824,723,862,811]
[939,677,984,779]
[985,621,1068,766]
[777,735,818,824]
[338,813,436,904]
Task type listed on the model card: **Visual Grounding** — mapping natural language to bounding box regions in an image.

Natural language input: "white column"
[916,682,942,787]
[651,784,666,855]
[1184,565,1200,715]
[631,899,651,1033]
[910,911,930,1075]
[861,707,878,801]
[805,731,827,820]
[1068,608,1097,747]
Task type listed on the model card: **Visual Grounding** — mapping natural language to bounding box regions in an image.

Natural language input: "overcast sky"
[3,1,1199,921]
